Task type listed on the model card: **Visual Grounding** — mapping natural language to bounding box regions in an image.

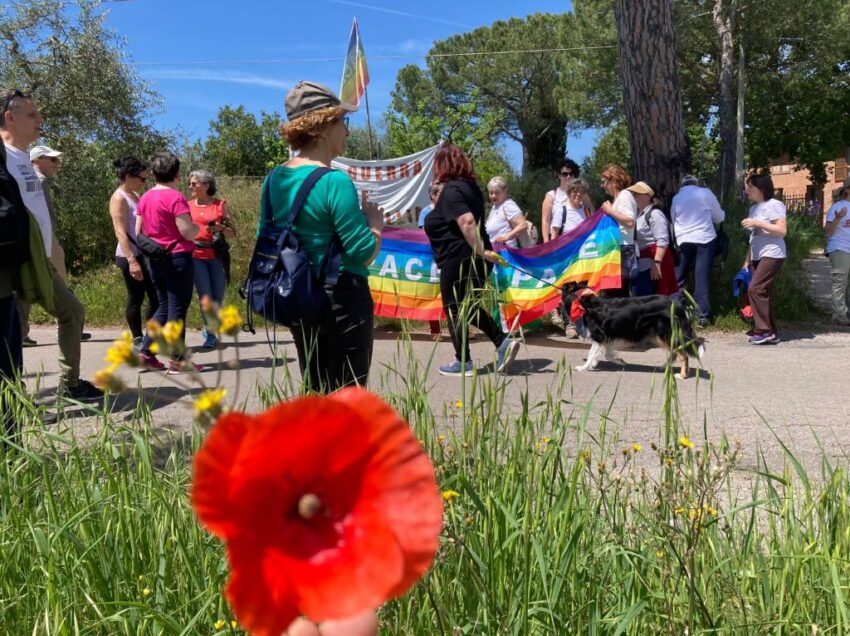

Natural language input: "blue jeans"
[193,257,226,337]
[142,252,195,358]
[674,240,715,320]
[630,269,656,297]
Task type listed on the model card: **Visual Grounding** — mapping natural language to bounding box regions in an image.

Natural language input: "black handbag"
[134,233,171,261]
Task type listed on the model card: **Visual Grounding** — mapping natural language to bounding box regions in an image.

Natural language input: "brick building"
[768,148,850,220]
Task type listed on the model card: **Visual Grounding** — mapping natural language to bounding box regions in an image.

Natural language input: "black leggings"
[439,256,506,362]
[290,272,374,393]
[116,256,159,339]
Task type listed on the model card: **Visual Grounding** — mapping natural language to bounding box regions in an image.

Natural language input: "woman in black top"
[423,143,520,376]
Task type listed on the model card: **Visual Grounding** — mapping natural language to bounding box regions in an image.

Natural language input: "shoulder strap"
[264,166,332,229]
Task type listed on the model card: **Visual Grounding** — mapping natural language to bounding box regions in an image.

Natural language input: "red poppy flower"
[191,387,443,636]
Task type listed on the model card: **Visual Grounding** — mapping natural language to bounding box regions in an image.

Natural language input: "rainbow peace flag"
[339,18,369,108]
[368,212,622,325]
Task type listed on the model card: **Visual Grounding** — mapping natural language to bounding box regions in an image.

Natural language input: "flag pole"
[363,85,374,160]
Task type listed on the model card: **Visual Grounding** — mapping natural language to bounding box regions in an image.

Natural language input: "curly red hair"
[433,143,476,183]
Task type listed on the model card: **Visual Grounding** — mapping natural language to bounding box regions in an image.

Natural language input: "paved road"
[19,254,850,474]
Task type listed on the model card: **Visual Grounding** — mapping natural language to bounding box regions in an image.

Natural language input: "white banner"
[331,145,438,225]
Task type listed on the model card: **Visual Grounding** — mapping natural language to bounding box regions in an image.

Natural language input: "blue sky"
[104,0,596,168]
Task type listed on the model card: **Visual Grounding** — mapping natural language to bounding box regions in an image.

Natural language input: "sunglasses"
[560,171,574,177]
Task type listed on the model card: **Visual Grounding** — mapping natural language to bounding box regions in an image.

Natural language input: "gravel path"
[20,253,849,474]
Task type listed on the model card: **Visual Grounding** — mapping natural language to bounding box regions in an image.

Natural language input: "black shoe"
[81,332,92,341]
[22,336,38,347]
[63,380,104,403]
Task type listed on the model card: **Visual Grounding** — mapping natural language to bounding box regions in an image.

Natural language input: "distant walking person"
[109,156,158,349]
[135,151,200,372]
[423,143,520,376]
[741,173,786,345]
[627,181,678,297]
[824,184,850,325]
[599,163,637,296]
[188,169,236,349]
[1,89,102,401]
[17,145,92,345]
[670,175,725,326]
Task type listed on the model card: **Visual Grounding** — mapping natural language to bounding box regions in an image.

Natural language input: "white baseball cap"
[30,145,62,160]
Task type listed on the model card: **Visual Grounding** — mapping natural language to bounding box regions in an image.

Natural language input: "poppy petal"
[275,512,404,621]
[329,389,443,597]
[191,410,252,539]
[226,541,299,636]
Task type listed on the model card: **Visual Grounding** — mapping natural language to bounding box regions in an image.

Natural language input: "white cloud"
[142,69,293,90]
[321,0,472,28]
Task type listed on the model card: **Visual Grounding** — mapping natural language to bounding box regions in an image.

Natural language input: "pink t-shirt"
[136,187,195,254]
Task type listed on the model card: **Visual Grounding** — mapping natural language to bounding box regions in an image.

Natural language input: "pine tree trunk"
[614,0,692,208]
[713,0,737,202]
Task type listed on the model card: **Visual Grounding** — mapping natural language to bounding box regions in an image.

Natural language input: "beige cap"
[626,181,655,197]
[284,81,357,121]
[30,145,62,160]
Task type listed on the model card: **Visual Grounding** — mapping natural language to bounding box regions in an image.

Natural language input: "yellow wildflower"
[146,320,161,337]
[231,621,238,629]
[138,575,144,581]
[93,365,126,393]
[214,619,226,630]
[104,331,139,367]
[442,489,461,503]
[542,436,552,445]
[656,550,664,559]
[161,320,184,345]
[437,434,446,442]
[632,443,642,453]
[218,305,243,336]
[194,388,227,421]
[149,342,160,354]
[142,588,151,597]
[454,400,463,409]
[674,506,685,515]
[679,435,695,449]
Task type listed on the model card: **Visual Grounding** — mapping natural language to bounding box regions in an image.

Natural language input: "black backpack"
[242,166,342,331]
[0,144,31,268]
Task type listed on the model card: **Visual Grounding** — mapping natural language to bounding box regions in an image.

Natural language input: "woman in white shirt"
[741,173,787,344]
[599,163,637,296]
[485,176,528,248]
[824,185,850,325]
[541,159,581,243]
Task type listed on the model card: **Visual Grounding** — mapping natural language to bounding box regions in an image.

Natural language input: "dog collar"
[569,299,585,322]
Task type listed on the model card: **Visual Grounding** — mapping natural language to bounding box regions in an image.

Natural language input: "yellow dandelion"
[454,400,463,409]
[214,619,226,630]
[149,342,160,354]
[161,320,184,345]
[231,621,238,629]
[679,436,695,449]
[632,443,642,452]
[194,388,227,419]
[441,489,461,503]
[142,588,151,597]
[437,434,446,442]
[218,305,243,336]
[146,320,161,337]
[104,331,138,367]
[93,365,126,393]
[542,436,552,445]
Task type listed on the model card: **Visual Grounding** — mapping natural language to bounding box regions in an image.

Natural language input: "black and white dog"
[562,284,705,379]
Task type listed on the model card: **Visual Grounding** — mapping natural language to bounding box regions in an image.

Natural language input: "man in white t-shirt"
[670,175,725,326]
[825,185,850,325]
[1,90,101,402]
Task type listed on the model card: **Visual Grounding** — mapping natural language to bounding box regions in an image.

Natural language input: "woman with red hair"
[423,143,520,376]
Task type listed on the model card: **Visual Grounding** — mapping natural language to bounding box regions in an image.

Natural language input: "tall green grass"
[1,337,849,634]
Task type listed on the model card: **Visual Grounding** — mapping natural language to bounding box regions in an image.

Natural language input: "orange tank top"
[189,198,226,260]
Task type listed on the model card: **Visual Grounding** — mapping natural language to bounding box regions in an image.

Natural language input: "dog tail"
[693,337,706,362]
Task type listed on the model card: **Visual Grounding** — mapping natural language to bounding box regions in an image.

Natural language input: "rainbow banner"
[339,18,369,108]
[368,212,622,325]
